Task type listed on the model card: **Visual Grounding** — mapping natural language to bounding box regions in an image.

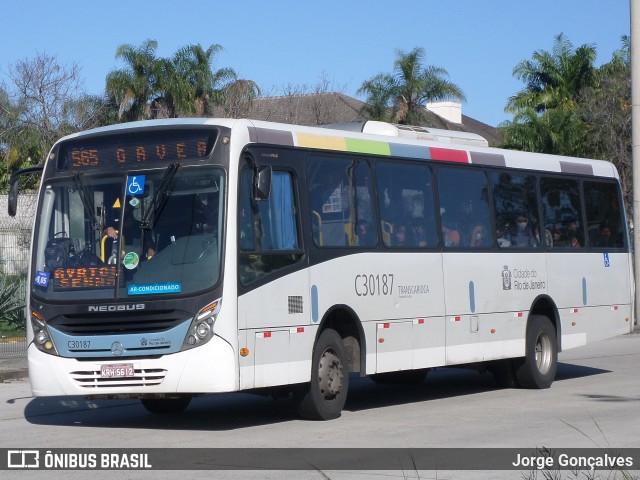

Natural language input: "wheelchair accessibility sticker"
[127,175,145,195]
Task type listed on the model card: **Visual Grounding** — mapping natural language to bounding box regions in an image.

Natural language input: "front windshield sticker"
[123,252,140,270]
[127,175,146,196]
[34,271,50,288]
[128,282,182,295]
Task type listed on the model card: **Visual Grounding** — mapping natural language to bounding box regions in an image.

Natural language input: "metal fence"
[0,194,37,358]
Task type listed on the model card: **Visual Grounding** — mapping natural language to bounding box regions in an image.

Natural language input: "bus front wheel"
[514,315,557,389]
[297,329,349,420]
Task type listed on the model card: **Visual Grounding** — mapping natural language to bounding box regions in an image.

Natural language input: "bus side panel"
[442,252,546,365]
[547,252,632,349]
[238,269,314,389]
[307,252,446,376]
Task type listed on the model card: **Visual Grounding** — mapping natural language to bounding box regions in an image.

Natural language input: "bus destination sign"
[58,129,216,170]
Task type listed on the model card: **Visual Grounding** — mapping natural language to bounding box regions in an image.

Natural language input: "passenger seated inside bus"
[508,214,539,247]
[590,222,616,247]
[441,219,460,247]
[469,223,490,247]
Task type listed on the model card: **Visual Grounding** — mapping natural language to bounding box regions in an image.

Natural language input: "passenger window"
[238,168,303,285]
[491,173,540,249]
[541,178,584,248]
[584,181,625,248]
[376,162,437,248]
[437,168,493,248]
[307,156,376,247]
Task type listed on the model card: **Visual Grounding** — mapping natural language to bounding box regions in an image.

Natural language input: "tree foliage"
[501,34,631,214]
[501,34,597,156]
[578,36,631,212]
[0,52,95,191]
[106,40,260,121]
[358,47,465,125]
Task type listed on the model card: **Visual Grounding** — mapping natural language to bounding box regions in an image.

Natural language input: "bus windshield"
[31,166,225,301]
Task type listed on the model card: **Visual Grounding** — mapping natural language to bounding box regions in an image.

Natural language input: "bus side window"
[307,156,375,248]
[491,173,540,249]
[584,181,624,248]
[238,168,303,285]
[376,161,437,248]
[541,178,584,249]
[437,167,493,249]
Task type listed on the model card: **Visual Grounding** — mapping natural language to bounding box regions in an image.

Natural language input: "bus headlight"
[181,298,221,351]
[31,311,58,355]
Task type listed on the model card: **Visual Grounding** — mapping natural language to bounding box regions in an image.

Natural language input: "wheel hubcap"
[535,331,552,374]
[318,348,343,400]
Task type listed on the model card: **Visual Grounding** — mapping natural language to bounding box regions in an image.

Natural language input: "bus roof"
[54,118,619,180]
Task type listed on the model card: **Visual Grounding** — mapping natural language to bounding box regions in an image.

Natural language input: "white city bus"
[9,118,633,420]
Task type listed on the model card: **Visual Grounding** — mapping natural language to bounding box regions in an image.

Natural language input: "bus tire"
[297,329,349,420]
[514,315,557,389]
[141,396,191,414]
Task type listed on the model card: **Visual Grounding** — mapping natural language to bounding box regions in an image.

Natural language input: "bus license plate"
[100,363,135,378]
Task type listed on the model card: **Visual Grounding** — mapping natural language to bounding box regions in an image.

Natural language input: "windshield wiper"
[73,173,97,233]
[141,163,181,230]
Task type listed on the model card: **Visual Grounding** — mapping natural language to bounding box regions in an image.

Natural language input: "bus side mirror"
[253,165,272,200]
[7,165,44,217]
[8,178,18,217]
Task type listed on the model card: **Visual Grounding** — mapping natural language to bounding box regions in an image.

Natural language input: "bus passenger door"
[237,165,311,389]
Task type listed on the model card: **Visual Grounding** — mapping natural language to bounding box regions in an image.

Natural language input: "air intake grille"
[49,310,190,335]
[288,296,303,314]
[70,368,167,389]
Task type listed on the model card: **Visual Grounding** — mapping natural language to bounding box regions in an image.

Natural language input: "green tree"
[169,43,237,116]
[1,53,85,192]
[501,34,597,155]
[106,39,160,121]
[579,36,631,212]
[358,47,465,125]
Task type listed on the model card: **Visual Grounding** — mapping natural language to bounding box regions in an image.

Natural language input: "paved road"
[1,334,639,479]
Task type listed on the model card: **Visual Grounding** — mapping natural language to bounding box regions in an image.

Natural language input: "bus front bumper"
[28,335,237,397]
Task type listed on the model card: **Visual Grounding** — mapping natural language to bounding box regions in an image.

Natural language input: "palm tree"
[502,34,597,155]
[171,44,237,116]
[222,79,261,118]
[358,47,465,125]
[106,39,160,121]
[506,33,597,114]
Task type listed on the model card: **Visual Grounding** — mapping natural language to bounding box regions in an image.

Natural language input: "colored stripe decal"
[429,147,469,163]
[344,138,391,155]
[560,161,593,176]
[296,133,347,151]
[248,127,295,146]
[389,143,431,159]
[470,151,506,167]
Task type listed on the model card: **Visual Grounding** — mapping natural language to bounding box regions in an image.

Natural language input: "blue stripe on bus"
[311,285,319,323]
[469,281,476,313]
[389,143,430,160]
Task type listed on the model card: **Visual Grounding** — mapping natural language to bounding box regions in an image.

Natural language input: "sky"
[0,0,631,127]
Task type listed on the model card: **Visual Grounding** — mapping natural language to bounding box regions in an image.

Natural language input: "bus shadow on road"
[22,361,609,430]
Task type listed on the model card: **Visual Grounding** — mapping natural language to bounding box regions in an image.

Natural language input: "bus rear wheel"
[297,329,349,420]
[141,396,192,414]
[514,315,557,389]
